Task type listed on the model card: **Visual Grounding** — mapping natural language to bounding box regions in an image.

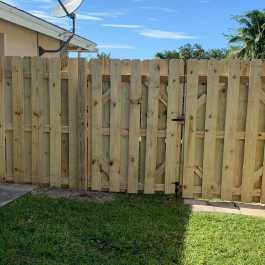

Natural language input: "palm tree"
[228,10,265,59]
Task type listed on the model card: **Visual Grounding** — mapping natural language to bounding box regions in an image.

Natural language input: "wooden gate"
[89,59,184,194]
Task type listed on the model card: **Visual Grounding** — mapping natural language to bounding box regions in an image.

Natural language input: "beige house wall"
[0,19,61,57]
[0,32,4,56]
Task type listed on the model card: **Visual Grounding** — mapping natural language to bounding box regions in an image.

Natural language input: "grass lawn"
[0,194,264,265]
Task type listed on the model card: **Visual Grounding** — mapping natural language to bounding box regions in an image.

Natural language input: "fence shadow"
[115,195,192,265]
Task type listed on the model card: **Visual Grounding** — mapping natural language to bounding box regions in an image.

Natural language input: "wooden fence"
[183,59,265,203]
[0,57,265,203]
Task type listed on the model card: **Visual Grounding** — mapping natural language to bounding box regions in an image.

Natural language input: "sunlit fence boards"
[0,57,265,203]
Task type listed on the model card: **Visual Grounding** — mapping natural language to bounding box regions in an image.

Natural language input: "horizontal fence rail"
[0,57,265,203]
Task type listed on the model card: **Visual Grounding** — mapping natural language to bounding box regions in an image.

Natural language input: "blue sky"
[2,0,265,58]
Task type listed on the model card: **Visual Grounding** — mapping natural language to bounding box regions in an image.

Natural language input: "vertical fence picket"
[109,60,121,192]
[12,57,24,183]
[68,58,79,189]
[165,60,184,194]
[31,57,42,184]
[144,60,160,194]
[221,60,240,201]
[202,60,219,198]
[242,60,262,202]
[87,60,92,189]
[23,58,32,184]
[91,59,103,191]
[128,60,141,193]
[49,58,61,188]
[78,58,88,190]
[139,60,149,190]
[0,57,5,182]
[182,60,200,198]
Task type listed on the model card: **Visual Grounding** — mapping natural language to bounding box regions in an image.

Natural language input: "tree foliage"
[155,43,228,59]
[227,10,265,59]
[97,52,111,59]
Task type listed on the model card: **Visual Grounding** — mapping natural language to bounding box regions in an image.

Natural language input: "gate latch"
[171,115,185,123]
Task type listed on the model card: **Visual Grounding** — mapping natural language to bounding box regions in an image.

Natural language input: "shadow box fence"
[0,57,265,203]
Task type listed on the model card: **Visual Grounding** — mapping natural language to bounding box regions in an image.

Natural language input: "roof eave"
[0,1,97,52]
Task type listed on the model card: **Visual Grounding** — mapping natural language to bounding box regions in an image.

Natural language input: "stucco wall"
[0,19,61,57]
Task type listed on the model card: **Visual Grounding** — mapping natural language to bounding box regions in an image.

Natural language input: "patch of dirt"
[32,187,114,203]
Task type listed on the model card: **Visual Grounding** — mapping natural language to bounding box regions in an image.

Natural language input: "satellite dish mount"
[39,0,83,56]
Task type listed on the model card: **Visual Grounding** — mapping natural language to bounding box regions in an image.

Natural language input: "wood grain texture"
[91,60,103,191]
[221,60,240,201]
[165,60,184,194]
[109,60,122,192]
[31,57,42,184]
[68,58,79,188]
[78,58,88,190]
[182,60,201,198]
[202,60,219,198]
[144,60,160,194]
[12,57,24,183]
[49,58,61,188]
[128,60,141,193]
[242,60,262,202]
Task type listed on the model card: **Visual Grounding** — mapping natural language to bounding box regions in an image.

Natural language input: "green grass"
[0,194,264,265]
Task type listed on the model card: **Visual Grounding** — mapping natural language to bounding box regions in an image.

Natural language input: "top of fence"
[1,56,265,77]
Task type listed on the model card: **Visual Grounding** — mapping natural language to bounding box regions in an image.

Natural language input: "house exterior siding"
[0,19,61,57]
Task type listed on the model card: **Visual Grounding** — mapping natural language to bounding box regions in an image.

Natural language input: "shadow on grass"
[0,193,191,265]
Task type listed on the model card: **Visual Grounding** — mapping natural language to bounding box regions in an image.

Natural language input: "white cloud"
[30,0,52,2]
[140,6,176,13]
[80,11,125,18]
[102,24,142,29]
[76,14,103,21]
[30,10,66,25]
[1,0,18,6]
[140,29,197,39]
[98,44,136,49]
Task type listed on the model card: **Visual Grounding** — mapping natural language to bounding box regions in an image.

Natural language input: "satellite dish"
[39,0,85,56]
[52,0,84,18]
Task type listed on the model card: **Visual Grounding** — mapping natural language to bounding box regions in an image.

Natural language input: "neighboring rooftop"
[0,1,97,52]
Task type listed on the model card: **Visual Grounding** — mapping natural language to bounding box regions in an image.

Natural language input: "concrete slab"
[184,199,265,219]
[0,184,35,208]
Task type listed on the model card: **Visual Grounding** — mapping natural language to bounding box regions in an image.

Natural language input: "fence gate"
[88,59,184,194]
